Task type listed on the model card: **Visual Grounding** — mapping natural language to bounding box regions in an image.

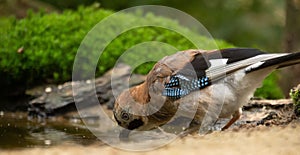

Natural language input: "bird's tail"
[246,52,300,73]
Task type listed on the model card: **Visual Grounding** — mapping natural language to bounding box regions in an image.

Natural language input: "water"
[0,110,228,150]
[0,112,182,151]
[0,112,102,149]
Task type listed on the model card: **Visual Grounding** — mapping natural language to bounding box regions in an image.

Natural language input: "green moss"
[254,72,284,99]
[1,6,113,85]
[0,5,233,87]
[290,84,300,116]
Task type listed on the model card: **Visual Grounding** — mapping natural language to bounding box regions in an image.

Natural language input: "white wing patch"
[209,59,228,69]
[244,61,265,72]
[206,54,286,81]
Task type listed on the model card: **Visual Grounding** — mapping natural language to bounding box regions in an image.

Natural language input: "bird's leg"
[177,120,201,137]
[178,126,200,138]
[221,109,241,131]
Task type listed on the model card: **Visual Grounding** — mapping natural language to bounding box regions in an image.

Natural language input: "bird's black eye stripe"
[113,111,122,125]
[128,119,144,130]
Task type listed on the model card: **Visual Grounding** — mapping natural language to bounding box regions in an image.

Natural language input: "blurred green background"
[0,0,288,99]
[1,0,285,52]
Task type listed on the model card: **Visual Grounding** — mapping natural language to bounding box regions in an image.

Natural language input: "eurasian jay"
[113,48,300,137]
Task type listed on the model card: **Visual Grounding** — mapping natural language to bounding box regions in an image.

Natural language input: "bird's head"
[113,81,170,132]
[113,64,177,138]
[113,87,150,131]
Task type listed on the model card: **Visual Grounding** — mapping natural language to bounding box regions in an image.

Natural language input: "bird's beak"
[119,129,131,141]
[119,118,144,141]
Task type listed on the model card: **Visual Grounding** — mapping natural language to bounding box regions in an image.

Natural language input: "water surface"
[0,112,102,149]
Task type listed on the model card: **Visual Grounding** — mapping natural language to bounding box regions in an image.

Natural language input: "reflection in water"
[0,112,205,150]
[0,112,102,149]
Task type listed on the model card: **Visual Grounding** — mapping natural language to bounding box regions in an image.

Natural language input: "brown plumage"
[113,48,300,137]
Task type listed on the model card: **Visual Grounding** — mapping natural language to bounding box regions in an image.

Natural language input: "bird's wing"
[156,48,269,80]
[205,48,287,81]
[144,48,297,99]
[160,48,288,98]
[130,49,202,104]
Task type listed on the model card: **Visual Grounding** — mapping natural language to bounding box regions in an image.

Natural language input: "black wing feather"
[246,52,300,73]
[177,48,265,78]
[218,48,265,64]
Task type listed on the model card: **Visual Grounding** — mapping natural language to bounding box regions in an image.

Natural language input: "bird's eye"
[121,110,130,121]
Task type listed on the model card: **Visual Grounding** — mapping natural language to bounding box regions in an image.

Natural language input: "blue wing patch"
[162,74,210,99]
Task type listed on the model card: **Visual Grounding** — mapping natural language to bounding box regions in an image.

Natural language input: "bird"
[113,48,300,138]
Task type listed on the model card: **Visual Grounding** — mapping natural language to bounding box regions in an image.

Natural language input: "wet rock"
[28,64,145,117]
